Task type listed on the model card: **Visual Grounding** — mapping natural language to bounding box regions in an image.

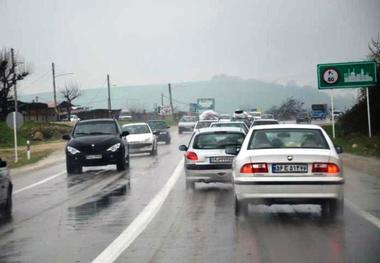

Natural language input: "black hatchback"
[63,119,130,174]
[147,120,171,144]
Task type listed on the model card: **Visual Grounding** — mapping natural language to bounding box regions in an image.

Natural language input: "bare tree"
[59,82,81,119]
[0,48,30,120]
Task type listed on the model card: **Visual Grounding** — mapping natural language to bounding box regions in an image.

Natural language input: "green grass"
[0,121,72,148]
[322,125,380,158]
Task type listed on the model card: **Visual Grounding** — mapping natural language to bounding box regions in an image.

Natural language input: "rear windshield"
[147,121,167,129]
[123,124,150,134]
[195,121,213,129]
[180,116,197,122]
[193,132,245,150]
[253,120,279,125]
[73,121,117,137]
[211,122,247,132]
[248,129,329,150]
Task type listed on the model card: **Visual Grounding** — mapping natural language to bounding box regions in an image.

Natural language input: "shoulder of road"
[9,144,380,177]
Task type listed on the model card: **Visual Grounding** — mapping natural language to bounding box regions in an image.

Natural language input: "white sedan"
[227,124,344,218]
[122,123,158,156]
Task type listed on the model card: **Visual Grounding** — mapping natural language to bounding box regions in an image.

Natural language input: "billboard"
[197,98,215,113]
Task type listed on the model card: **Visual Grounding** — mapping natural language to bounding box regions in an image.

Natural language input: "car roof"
[211,120,246,124]
[253,118,278,122]
[147,120,166,122]
[194,127,246,134]
[122,122,148,127]
[251,124,323,130]
[78,118,115,123]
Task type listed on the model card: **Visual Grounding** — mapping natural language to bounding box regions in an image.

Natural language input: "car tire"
[234,197,248,217]
[117,154,126,171]
[125,153,130,169]
[178,129,182,134]
[165,138,171,144]
[2,189,12,218]
[321,199,343,219]
[186,181,195,190]
[329,199,344,219]
[151,143,158,156]
[66,159,81,174]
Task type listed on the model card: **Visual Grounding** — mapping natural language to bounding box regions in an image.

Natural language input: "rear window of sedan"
[210,122,248,133]
[193,132,245,150]
[248,129,329,150]
[123,124,151,134]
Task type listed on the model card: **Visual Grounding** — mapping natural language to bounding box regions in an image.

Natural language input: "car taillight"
[186,151,198,161]
[240,163,268,174]
[312,163,340,174]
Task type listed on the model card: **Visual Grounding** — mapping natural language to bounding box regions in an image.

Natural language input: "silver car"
[227,124,344,218]
[179,127,246,190]
[0,158,12,218]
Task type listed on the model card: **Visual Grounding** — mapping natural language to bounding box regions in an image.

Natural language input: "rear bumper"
[185,165,232,183]
[234,177,344,204]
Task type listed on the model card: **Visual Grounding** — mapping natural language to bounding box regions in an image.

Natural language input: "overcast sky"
[1,0,379,94]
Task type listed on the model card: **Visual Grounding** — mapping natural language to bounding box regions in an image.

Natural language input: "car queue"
[178,110,345,219]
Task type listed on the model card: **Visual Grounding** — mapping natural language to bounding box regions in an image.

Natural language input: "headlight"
[107,143,121,152]
[67,146,80,155]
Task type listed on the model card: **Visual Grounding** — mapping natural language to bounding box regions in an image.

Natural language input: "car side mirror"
[62,134,71,140]
[166,126,170,129]
[153,131,160,136]
[225,146,240,155]
[335,145,343,154]
[178,145,188,151]
[121,131,130,137]
[0,159,7,168]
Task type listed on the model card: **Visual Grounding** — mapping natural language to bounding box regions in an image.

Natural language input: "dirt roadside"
[10,143,66,177]
[341,153,380,177]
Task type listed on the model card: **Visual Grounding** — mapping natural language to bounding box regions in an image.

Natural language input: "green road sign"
[317,61,377,89]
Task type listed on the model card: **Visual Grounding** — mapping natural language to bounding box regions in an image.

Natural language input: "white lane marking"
[346,199,380,229]
[92,159,184,263]
[13,171,66,195]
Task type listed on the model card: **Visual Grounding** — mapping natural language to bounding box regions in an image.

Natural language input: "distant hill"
[20,75,356,113]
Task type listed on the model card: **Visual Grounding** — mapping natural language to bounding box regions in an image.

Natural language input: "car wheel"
[117,154,126,171]
[178,129,182,134]
[328,199,344,219]
[234,197,248,217]
[165,138,171,144]
[125,153,130,169]
[66,159,81,174]
[186,181,195,190]
[151,143,158,156]
[2,189,12,218]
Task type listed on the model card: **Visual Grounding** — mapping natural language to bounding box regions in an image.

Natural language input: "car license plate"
[86,155,102,160]
[272,164,308,173]
[209,156,234,163]
[160,132,166,134]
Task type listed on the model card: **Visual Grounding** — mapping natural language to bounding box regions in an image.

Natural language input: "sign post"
[317,61,377,138]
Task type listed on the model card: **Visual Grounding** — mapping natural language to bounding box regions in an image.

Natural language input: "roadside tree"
[340,36,380,135]
[59,82,81,119]
[0,48,30,121]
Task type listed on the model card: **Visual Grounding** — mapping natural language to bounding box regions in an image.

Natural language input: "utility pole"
[161,92,164,106]
[52,62,58,120]
[168,83,174,119]
[11,48,18,163]
[107,74,112,118]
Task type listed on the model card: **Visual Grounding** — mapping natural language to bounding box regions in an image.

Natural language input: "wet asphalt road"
[1,131,380,263]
